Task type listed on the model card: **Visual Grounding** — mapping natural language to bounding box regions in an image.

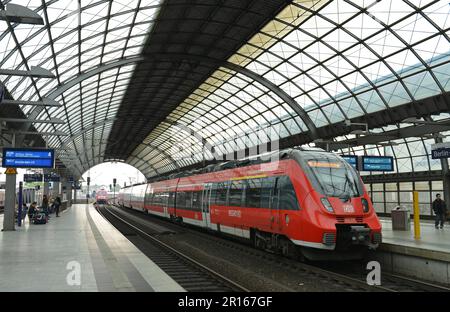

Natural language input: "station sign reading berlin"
[2,148,55,169]
[431,142,450,159]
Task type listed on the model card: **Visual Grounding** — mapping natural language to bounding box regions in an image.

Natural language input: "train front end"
[95,189,109,206]
[291,150,382,260]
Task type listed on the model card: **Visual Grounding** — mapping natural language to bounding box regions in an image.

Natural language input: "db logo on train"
[343,204,355,213]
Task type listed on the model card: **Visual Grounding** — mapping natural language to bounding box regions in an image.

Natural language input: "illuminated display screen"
[44,174,60,182]
[2,148,55,168]
[24,174,43,182]
[307,161,342,168]
[361,156,394,171]
[340,155,358,170]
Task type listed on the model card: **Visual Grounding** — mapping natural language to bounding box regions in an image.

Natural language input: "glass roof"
[130,0,450,177]
[0,0,162,175]
[1,0,449,179]
[333,113,450,175]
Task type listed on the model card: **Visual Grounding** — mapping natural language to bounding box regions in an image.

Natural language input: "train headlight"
[362,198,370,213]
[321,198,334,213]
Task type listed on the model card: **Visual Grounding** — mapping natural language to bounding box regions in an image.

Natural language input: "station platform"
[380,217,450,260]
[0,204,185,292]
[376,217,450,285]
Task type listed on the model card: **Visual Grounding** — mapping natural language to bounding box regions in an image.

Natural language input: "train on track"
[95,189,109,205]
[118,147,382,260]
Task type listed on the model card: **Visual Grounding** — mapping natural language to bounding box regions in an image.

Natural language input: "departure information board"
[2,148,55,168]
[340,155,358,170]
[361,156,394,171]
[44,174,60,182]
[24,174,43,182]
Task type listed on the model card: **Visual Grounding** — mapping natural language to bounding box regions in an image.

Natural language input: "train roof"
[142,147,328,184]
[121,146,347,189]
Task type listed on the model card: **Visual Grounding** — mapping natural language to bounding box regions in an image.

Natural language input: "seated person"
[28,202,38,221]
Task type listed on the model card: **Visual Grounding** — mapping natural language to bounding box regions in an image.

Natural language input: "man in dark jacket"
[28,202,37,223]
[54,196,61,217]
[432,194,446,229]
[42,195,49,217]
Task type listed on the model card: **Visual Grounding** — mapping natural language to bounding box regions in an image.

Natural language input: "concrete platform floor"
[0,204,185,292]
[381,217,450,255]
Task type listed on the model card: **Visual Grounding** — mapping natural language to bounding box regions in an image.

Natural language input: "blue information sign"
[362,156,394,171]
[340,155,358,170]
[2,148,54,169]
[24,174,43,182]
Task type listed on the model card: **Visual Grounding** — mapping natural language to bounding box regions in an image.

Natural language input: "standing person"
[54,196,61,217]
[432,193,446,229]
[42,195,49,218]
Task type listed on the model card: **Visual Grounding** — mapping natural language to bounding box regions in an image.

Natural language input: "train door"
[163,190,169,218]
[270,177,281,231]
[201,183,213,228]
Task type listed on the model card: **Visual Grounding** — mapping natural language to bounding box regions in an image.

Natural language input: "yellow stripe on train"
[230,174,268,181]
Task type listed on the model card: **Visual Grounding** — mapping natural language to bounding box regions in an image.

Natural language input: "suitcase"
[33,212,48,224]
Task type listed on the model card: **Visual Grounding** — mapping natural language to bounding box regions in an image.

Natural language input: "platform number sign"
[66,261,81,286]
[366,261,381,286]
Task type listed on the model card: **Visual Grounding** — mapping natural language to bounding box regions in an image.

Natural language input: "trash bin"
[391,206,411,231]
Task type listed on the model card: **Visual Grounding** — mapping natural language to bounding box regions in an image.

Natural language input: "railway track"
[107,205,378,291]
[315,261,450,292]
[104,205,450,292]
[97,204,250,292]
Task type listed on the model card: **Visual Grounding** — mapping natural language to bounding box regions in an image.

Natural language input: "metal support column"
[67,181,73,207]
[73,184,77,204]
[43,169,49,197]
[60,179,67,201]
[2,172,16,231]
[441,158,450,212]
[52,181,60,198]
[17,182,23,227]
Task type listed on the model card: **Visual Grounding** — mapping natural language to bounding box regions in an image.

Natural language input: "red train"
[118,148,382,260]
[95,189,109,205]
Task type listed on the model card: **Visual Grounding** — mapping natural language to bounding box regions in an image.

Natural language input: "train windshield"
[305,157,363,199]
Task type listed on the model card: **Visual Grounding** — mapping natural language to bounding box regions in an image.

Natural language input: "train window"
[210,186,217,205]
[192,192,201,211]
[152,193,157,205]
[245,178,262,208]
[229,181,244,207]
[278,176,300,211]
[153,193,161,205]
[214,182,228,206]
[260,177,276,208]
[185,192,193,210]
[168,192,175,207]
[163,192,170,206]
[154,192,168,206]
[176,192,186,209]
